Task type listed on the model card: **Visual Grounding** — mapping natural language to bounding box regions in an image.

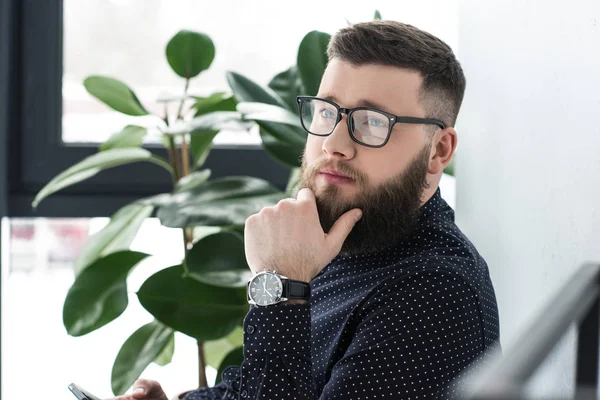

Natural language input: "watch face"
[249,272,283,306]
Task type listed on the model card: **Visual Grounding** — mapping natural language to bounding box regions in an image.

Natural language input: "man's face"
[298,58,433,255]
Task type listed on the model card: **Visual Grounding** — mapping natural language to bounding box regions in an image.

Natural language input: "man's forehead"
[317,61,424,115]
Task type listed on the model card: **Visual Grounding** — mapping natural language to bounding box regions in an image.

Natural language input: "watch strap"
[284,279,311,300]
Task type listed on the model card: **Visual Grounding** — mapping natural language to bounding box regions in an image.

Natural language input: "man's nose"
[321,114,356,160]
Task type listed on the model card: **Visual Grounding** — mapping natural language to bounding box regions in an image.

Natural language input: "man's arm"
[320,269,485,399]
[237,269,486,399]
[238,303,314,398]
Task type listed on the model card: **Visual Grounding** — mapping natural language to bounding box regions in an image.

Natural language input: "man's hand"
[111,379,168,400]
[244,188,362,283]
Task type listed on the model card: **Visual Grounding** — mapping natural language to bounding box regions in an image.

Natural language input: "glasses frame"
[296,96,447,148]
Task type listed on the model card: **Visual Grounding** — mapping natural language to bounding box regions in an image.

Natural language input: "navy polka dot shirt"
[183,188,501,399]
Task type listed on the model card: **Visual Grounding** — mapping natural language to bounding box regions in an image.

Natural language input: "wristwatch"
[247,270,311,306]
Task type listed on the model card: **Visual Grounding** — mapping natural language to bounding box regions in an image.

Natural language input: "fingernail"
[134,387,145,394]
[355,210,363,220]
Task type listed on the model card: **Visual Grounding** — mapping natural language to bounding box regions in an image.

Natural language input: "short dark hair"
[327,20,466,129]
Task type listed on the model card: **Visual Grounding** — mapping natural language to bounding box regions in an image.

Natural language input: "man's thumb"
[327,208,362,248]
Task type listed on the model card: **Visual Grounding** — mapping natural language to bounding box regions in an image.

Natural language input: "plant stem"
[177,78,191,178]
[181,135,191,177]
[176,77,207,388]
[163,103,170,126]
[176,78,190,121]
[168,135,182,182]
[197,340,207,388]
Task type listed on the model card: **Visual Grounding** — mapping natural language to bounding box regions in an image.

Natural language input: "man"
[114,20,500,400]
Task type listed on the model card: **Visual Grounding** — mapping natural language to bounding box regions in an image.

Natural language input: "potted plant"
[32,26,330,395]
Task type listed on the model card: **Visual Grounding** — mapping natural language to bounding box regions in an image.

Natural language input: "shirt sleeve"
[238,303,315,399]
[182,367,242,400]
[235,269,486,399]
[319,269,486,399]
[183,304,314,400]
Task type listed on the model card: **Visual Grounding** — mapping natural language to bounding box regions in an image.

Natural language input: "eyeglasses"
[296,96,446,148]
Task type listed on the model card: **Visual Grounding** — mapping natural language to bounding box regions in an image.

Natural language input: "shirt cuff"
[243,303,311,357]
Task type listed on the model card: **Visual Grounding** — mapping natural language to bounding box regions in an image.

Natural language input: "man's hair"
[327,20,466,129]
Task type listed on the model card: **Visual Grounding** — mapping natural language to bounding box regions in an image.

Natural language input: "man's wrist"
[282,299,309,305]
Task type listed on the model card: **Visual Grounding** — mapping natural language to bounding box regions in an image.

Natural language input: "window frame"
[7,0,290,219]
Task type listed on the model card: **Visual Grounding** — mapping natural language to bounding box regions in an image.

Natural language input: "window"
[62,0,459,146]
[12,0,458,218]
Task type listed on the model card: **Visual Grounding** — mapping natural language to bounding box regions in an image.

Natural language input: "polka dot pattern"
[183,188,500,399]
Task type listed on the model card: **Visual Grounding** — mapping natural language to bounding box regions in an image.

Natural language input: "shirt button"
[246,325,255,334]
[241,389,248,397]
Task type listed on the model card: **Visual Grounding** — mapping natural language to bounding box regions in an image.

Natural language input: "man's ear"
[428,127,457,175]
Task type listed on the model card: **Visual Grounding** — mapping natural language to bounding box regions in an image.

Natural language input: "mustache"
[302,158,366,187]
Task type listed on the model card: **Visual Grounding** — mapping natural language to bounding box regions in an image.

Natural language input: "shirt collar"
[417,186,454,224]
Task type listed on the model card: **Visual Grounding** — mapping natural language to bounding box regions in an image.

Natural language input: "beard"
[297,144,431,256]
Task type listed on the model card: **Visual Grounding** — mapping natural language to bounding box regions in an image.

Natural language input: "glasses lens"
[301,99,338,135]
[350,110,390,146]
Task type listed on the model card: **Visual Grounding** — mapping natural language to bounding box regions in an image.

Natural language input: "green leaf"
[237,102,303,129]
[84,76,149,116]
[190,130,220,169]
[259,127,304,168]
[164,112,253,135]
[193,226,223,242]
[226,71,289,109]
[285,167,301,196]
[174,169,212,193]
[100,125,148,152]
[160,134,172,149]
[216,347,244,385]
[193,92,237,116]
[186,231,251,288]
[268,66,305,111]
[297,31,331,96]
[63,250,150,336]
[74,202,154,276]
[166,30,215,79]
[32,148,173,209]
[374,10,382,20]
[155,176,284,228]
[137,265,248,340]
[204,326,243,369]
[111,321,174,395]
[153,333,175,366]
[188,112,253,132]
[259,120,306,147]
[225,325,244,347]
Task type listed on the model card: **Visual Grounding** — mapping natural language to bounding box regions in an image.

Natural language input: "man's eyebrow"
[321,95,396,115]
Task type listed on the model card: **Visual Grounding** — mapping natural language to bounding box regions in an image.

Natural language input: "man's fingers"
[131,388,146,399]
[296,187,316,203]
[326,208,362,250]
[132,379,150,398]
[130,379,167,400]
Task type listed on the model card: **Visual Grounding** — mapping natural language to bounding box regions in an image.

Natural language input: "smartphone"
[68,383,101,400]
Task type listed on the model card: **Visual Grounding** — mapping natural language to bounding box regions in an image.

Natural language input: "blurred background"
[1,0,599,399]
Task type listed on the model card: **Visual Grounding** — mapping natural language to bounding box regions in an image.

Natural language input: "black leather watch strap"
[284,279,311,300]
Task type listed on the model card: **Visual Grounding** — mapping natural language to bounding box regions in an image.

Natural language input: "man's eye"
[367,117,388,128]
[319,108,336,119]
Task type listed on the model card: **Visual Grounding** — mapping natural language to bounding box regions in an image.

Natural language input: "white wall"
[457,0,600,396]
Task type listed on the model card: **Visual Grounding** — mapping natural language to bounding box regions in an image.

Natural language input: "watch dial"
[249,273,282,306]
